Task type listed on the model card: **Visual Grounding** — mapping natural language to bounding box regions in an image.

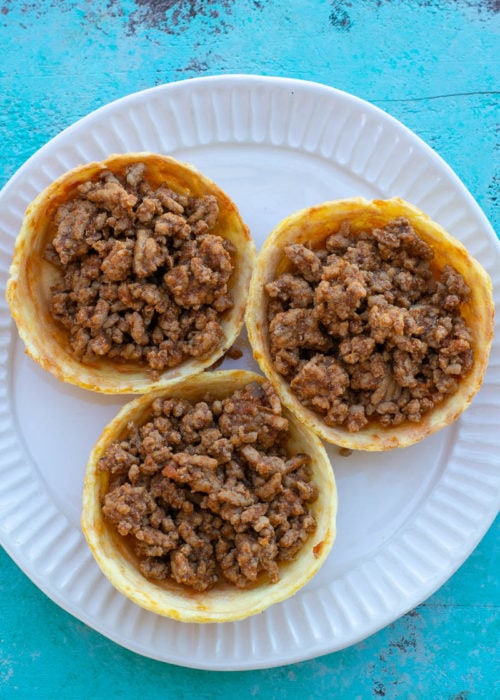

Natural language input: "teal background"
[0,1,498,697]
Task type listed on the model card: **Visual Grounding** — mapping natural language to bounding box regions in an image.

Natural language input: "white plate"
[0,75,499,671]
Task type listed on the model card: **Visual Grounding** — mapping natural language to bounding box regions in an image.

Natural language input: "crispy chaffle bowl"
[6,153,255,394]
[246,197,494,451]
[82,369,337,623]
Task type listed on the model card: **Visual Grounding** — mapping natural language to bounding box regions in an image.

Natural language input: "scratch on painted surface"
[128,0,270,34]
[329,3,352,30]
[0,652,14,686]
[488,175,499,205]
[328,0,499,31]
[129,0,235,34]
[367,609,430,698]
[0,0,269,35]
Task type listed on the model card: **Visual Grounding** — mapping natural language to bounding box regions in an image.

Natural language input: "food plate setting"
[0,75,498,671]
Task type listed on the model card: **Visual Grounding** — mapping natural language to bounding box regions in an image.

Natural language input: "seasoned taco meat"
[99,381,318,591]
[45,163,235,374]
[265,217,474,432]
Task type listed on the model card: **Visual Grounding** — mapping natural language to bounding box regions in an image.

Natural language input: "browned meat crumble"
[265,218,474,432]
[44,163,235,374]
[99,381,318,591]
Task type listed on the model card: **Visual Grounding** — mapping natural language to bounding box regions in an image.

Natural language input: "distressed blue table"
[0,1,498,697]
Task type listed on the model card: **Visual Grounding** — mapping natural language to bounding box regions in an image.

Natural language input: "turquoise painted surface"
[0,1,498,697]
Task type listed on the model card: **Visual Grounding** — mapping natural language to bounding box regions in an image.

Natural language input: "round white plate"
[0,75,498,671]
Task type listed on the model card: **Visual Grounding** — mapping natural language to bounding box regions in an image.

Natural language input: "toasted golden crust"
[246,197,494,451]
[81,370,337,623]
[6,153,256,394]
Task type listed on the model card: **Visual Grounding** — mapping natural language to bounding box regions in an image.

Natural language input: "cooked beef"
[265,218,473,431]
[45,163,235,375]
[100,381,318,591]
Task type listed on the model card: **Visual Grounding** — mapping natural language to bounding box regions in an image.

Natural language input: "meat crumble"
[44,163,235,374]
[99,381,318,591]
[265,218,474,432]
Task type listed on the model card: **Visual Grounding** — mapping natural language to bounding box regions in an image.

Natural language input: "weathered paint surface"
[0,0,498,697]
[0,0,498,228]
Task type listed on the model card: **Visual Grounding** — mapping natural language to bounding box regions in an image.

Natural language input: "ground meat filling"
[265,218,474,432]
[44,163,235,374]
[99,382,318,591]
